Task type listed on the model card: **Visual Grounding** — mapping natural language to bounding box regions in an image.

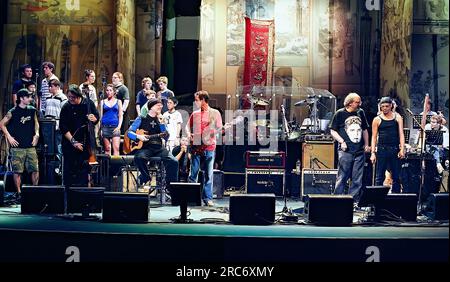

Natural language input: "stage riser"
[0,230,447,262]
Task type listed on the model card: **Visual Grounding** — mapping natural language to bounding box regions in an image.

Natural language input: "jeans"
[134,146,178,185]
[334,150,365,202]
[189,150,215,202]
[375,146,401,193]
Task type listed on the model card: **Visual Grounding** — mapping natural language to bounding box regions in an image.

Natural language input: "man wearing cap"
[370,96,405,193]
[127,98,178,188]
[59,84,99,186]
[0,89,40,197]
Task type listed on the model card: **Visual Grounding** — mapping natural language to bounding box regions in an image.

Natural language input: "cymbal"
[251,97,270,106]
[294,98,317,106]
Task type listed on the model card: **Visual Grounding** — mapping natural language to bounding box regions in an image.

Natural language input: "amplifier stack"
[245,151,285,196]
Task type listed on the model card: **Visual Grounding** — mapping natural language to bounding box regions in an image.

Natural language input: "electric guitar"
[123,129,169,154]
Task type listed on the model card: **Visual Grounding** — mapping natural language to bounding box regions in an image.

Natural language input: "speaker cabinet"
[39,119,56,155]
[304,195,353,226]
[302,142,335,169]
[427,193,449,220]
[229,193,275,225]
[376,193,418,222]
[213,170,224,198]
[120,167,139,192]
[102,192,149,223]
[0,180,4,207]
[246,169,284,196]
[301,169,338,199]
[21,185,65,214]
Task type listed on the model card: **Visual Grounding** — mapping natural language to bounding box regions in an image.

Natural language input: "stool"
[147,157,170,204]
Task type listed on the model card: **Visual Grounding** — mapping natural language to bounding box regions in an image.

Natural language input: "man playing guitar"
[185,90,223,207]
[127,98,178,187]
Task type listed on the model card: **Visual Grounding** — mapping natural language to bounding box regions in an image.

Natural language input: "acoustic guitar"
[123,129,168,154]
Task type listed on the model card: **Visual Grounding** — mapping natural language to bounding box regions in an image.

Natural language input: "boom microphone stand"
[406,109,426,214]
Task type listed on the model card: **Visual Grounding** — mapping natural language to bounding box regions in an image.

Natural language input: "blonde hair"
[344,92,360,107]
[141,77,152,88]
[156,76,168,85]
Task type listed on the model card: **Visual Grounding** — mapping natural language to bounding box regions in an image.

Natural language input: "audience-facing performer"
[186,90,222,207]
[127,98,178,187]
[79,69,98,108]
[0,89,40,195]
[12,64,33,105]
[172,136,191,182]
[163,96,183,152]
[59,85,99,186]
[330,93,370,202]
[99,84,123,156]
[112,72,130,134]
[156,76,174,114]
[45,79,68,165]
[136,77,155,116]
[370,97,405,193]
[38,61,58,117]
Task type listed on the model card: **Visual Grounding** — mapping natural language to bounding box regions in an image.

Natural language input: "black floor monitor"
[358,186,390,208]
[21,185,65,214]
[67,187,105,219]
[169,182,202,223]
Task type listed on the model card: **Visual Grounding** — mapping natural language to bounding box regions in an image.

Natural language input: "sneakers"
[204,200,214,207]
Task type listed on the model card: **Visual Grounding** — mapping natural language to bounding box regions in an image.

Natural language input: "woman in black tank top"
[370,97,405,193]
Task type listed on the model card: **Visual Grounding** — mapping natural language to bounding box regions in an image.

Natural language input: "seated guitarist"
[186,90,223,207]
[127,98,178,187]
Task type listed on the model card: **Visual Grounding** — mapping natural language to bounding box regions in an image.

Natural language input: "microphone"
[312,173,316,186]
[406,108,414,115]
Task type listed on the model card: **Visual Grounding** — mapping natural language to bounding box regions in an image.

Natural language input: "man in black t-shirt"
[127,98,178,188]
[0,89,39,195]
[329,93,370,203]
[11,64,33,106]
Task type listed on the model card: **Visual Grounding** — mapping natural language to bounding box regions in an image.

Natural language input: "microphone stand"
[407,110,426,214]
[280,102,290,214]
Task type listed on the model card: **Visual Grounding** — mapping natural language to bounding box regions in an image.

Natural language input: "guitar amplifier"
[301,168,338,199]
[246,168,284,196]
[246,151,285,169]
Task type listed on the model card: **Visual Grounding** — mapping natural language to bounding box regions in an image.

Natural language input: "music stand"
[425,130,444,146]
[358,186,390,222]
[403,128,410,144]
[412,115,431,129]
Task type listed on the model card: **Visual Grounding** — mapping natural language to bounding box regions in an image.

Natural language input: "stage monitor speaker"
[229,193,275,225]
[213,170,224,199]
[0,180,4,206]
[39,119,56,155]
[376,193,418,222]
[427,193,449,220]
[302,142,335,169]
[21,185,65,214]
[301,169,338,199]
[304,194,353,226]
[102,192,149,223]
[246,169,284,196]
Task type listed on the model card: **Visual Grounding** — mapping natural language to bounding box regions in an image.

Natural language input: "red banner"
[243,17,275,88]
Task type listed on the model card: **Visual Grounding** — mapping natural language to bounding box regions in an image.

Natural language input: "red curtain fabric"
[243,17,275,88]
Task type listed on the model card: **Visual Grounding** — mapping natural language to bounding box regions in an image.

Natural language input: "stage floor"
[0,196,448,262]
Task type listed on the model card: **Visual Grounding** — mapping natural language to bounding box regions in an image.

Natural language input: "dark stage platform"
[0,196,448,262]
